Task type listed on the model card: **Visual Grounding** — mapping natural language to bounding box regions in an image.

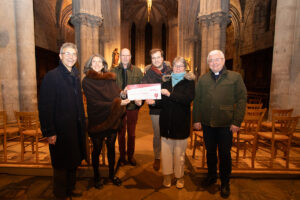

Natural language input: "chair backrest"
[246,103,263,110]
[243,108,267,133]
[272,116,299,136]
[14,111,39,131]
[0,111,7,131]
[248,98,262,104]
[272,108,293,118]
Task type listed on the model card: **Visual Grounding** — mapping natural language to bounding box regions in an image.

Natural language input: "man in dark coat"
[141,48,172,171]
[193,50,247,198]
[38,43,86,199]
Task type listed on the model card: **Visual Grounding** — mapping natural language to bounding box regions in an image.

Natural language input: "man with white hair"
[193,50,247,198]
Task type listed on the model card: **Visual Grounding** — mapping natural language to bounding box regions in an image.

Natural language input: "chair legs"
[192,132,206,168]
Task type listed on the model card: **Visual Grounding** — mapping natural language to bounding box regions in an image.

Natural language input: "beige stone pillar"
[269,0,300,117]
[211,12,229,51]
[15,0,37,112]
[167,17,178,62]
[198,17,209,75]
[198,0,230,75]
[71,0,103,78]
[0,1,20,120]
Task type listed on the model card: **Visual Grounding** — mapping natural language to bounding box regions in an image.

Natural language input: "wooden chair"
[192,130,206,167]
[248,98,262,104]
[261,108,294,131]
[246,103,263,110]
[0,111,19,162]
[15,111,43,163]
[257,116,299,168]
[233,108,266,168]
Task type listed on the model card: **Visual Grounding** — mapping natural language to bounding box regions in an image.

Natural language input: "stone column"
[71,0,103,78]
[15,0,37,112]
[197,0,230,75]
[211,12,230,51]
[167,17,178,62]
[269,0,300,117]
[198,17,209,75]
[0,1,20,120]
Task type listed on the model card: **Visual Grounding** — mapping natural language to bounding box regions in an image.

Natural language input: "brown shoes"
[153,159,160,171]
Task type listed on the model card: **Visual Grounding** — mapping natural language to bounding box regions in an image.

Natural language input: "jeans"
[150,114,161,159]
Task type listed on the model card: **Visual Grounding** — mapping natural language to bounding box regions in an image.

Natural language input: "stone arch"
[225,4,242,71]
[58,4,74,45]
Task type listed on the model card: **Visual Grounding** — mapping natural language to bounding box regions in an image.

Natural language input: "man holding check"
[111,48,143,166]
[141,48,172,171]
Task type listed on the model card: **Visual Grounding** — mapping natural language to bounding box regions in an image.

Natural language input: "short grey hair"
[172,56,187,68]
[84,54,108,74]
[207,50,225,63]
[59,42,78,54]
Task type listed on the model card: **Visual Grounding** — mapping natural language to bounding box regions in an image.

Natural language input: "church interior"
[0,0,300,199]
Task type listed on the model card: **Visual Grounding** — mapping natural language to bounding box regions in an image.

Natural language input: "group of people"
[38,42,246,200]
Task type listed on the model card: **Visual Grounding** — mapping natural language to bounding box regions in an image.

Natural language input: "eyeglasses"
[62,52,77,57]
[208,58,223,63]
[174,65,185,68]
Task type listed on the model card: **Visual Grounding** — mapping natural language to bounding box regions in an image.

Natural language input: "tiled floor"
[1,105,300,199]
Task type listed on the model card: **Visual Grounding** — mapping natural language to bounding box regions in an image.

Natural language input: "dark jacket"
[141,62,172,115]
[111,63,143,110]
[38,61,86,169]
[193,68,247,127]
[82,70,126,137]
[158,72,195,139]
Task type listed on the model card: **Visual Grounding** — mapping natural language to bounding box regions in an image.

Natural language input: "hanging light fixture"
[147,0,152,22]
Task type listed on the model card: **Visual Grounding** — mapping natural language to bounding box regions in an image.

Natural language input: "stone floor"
[1,106,300,199]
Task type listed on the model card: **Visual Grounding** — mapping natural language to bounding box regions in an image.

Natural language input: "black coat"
[38,61,86,169]
[158,72,195,139]
[141,62,172,115]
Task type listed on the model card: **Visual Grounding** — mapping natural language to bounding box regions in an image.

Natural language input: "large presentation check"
[127,83,161,100]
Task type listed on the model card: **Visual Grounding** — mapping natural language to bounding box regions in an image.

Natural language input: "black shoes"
[111,176,122,186]
[201,177,217,187]
[118,158,127,166]
[94,179,104,189]
[220,183,230,198]
[67,190,82,197]
[128,157,137,166]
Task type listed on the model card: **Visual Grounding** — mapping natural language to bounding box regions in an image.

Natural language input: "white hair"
[207,50,225,63]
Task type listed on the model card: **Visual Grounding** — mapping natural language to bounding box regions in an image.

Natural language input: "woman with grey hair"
[82,54,130,189]
[148,56,195,189]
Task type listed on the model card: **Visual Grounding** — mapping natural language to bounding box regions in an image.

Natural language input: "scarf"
[171,72,186,87]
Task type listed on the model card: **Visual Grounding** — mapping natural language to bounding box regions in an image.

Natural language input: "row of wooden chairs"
[0,111,45,163]
[192,107,299,169]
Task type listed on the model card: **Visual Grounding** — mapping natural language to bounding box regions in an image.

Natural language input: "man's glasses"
[62,52,77,57]
[208,58,223,63]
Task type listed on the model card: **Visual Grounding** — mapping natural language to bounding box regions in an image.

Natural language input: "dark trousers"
[202,125,232,184]
[91,132,117,180]
[53,167,77,198]
[118,109,139,160]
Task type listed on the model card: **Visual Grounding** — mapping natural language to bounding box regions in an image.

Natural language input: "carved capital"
[71,13,103,27]
[197,15,211,27]
[211,12,231,27]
